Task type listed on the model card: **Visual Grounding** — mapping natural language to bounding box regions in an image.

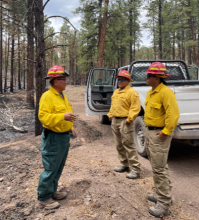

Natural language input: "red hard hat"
[116,70,133,82]
[146,62,169,77]
[45,66,69,79]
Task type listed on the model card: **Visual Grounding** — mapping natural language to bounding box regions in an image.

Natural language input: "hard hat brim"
[45,71,69,79]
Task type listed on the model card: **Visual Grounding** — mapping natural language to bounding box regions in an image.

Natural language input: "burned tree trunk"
[34,0,45,136]
[27,0,35,108]
[18,34,21,90]
[0,0,3,94]
[10,35,15,93]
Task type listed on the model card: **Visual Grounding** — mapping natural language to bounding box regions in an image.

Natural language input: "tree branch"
[2,13,37,40]
[44,44,77,52]
[43,0,50,10]
[44,16,78,31]
[44,32,70,40]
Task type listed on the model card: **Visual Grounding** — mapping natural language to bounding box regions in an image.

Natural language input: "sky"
[44,0,152,47]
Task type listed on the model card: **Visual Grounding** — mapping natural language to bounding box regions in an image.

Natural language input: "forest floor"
[0,85,199,220]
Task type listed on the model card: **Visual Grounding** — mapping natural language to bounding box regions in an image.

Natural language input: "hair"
[49,78,55,86]
[159,77,167,85]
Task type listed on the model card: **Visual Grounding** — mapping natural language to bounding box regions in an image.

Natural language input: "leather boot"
[126,171,140,179]
[113,165,130,173]
[147,193,173,205]
[39,198,60,210]
[149,203,169,218]
[52,191,67,200]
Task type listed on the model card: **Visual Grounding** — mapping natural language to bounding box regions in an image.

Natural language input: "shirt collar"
[50,86,60,95]
[149,83,164,94]
[117,84,130,93]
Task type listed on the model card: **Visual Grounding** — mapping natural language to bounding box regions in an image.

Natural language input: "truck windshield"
[131,65,188,82]
[91,69,115,86]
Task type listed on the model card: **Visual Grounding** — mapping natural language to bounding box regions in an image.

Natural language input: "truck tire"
[134,116,147,157]
[99,115,110,124]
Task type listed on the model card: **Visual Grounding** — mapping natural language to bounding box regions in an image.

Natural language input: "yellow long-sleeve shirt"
[144,83,180,135]
[107,84,141,123]
[38,86,74,133]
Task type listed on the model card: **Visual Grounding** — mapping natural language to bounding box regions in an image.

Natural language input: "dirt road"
[0,86,198,220]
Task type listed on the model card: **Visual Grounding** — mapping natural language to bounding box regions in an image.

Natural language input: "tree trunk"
[27,0,35,108]
[172,33,175,60]
[97,0,109,67]
[158,0,162,59]
[35,0,45,136]
[0,0,3,94]
[18,34,21,89]
[190,19,199,66]
[4,35,9,92]
[97,0,103,50]
[10,35,15,93]
[129,3,133,63]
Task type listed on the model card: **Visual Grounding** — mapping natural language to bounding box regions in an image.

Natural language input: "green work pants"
[37,130,70,201]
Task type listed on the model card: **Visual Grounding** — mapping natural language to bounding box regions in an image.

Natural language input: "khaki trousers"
[111,118,141,174]
[145,127,172,209]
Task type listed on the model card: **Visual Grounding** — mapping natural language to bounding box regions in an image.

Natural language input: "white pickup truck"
[85,60,199,156]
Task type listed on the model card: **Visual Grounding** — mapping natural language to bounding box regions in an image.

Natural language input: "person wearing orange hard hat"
[107,70,142,179]
[37,66,77,210]
[144,62,180,218]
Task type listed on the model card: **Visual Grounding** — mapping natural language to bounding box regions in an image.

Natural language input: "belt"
[43,128,71,138]
[148,126,164,130]
[114,117,127,119]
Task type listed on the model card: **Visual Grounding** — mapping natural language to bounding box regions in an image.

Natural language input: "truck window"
[91,69,115,86]
[131,65,187,81]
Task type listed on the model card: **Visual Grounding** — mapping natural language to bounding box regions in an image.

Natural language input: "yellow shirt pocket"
[149,102,163,118]
[55,105,66,113]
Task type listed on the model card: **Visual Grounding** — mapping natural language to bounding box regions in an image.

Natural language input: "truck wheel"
[99,115,110,124]
[134,116,147,157]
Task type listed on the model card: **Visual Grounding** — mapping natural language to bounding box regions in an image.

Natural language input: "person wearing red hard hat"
[107,70,142,179]
[37,66,77,210]
[144,62,180,217]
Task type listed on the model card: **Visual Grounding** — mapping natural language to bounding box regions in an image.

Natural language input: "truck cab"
[85,60,199,156]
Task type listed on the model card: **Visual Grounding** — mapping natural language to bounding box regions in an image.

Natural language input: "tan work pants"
[111,118,141,174]
[145,127,172,209]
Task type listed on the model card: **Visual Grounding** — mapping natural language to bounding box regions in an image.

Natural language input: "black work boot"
[149,203,169,218]
[113,165,130,173]
[126,170,140,179]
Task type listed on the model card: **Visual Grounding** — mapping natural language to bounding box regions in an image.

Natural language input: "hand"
[156,131,168,142]
[72,129,77,137]
[109,116,113,121]
[64,113,77,122]
[126,120,131,125]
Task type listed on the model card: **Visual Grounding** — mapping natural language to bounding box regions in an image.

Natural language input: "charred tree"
[10,35,15,93]
[27,0,35,108]
[34,0,45,136]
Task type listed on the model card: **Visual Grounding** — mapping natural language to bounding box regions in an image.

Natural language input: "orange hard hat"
[146,62,169,78]
[45,66,69,79]
[116,70,133,82]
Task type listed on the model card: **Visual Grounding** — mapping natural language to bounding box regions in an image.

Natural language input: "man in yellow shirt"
[37,66,77,210]
[107,70,141,179]
[144,62,180,218]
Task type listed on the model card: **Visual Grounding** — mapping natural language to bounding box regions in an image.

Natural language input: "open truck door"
[85,68,117,122]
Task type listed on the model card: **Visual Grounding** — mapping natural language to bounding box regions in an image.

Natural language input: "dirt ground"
[0,85,199,220]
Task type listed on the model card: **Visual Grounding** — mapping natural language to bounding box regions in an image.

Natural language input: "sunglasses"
[146,74,156,79]
[118,78,126,82]
[56,78,67,82]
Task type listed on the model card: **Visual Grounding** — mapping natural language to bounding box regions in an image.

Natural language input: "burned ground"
[0,86,198,220]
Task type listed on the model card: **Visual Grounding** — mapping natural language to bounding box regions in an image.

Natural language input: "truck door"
[85,68,117,116]
[188,66,199,80]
